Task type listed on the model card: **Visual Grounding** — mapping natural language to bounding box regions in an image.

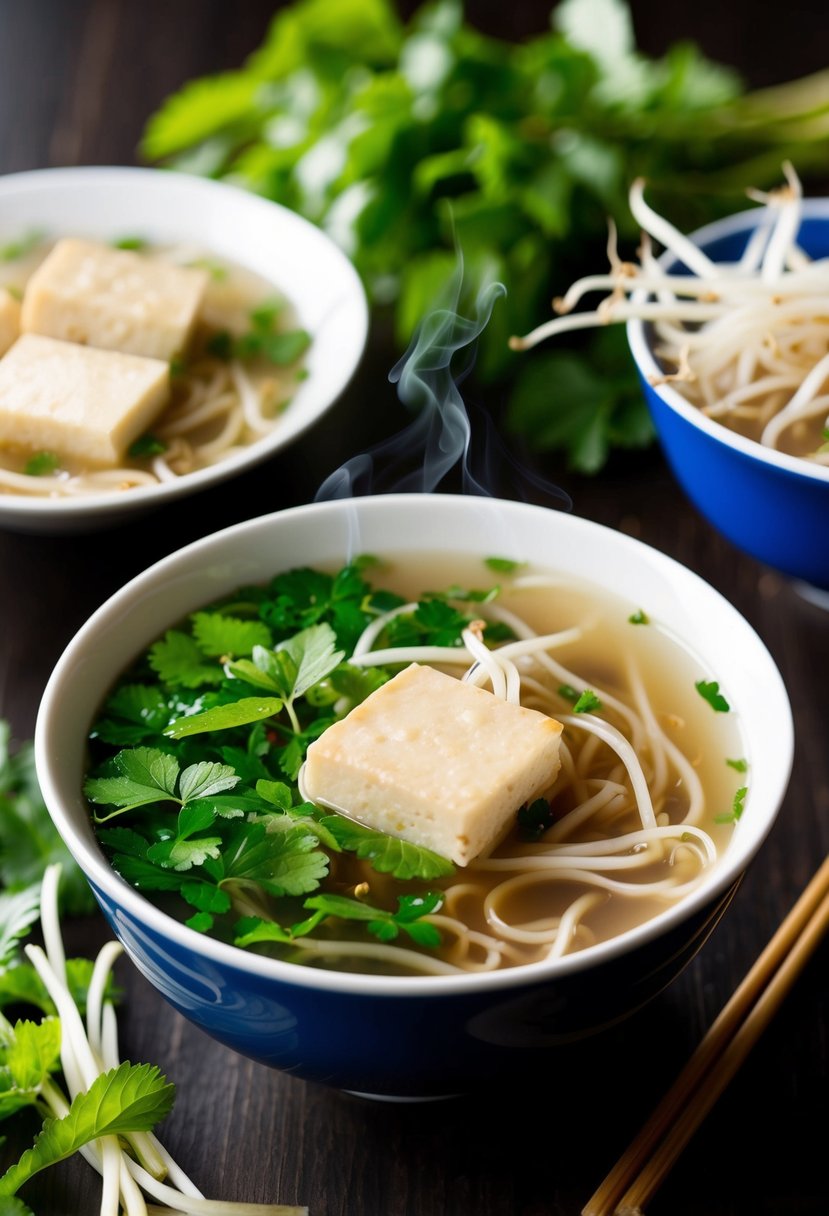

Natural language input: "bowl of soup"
[626,196,829,599]
[34,493,793,1099]
[0,165,368,533]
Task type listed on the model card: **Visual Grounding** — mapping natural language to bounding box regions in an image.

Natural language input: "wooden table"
[1,3,827,1213]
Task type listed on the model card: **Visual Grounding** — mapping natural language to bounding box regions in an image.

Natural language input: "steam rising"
[315,273,571,509]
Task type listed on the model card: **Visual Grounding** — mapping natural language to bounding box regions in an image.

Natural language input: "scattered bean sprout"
[510,163,829,465]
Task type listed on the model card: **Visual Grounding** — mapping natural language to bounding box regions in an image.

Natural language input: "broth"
[83,553,747,977]
[0,237,308,495]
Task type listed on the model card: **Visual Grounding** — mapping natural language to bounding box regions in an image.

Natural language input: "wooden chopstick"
[583,853,829,1216]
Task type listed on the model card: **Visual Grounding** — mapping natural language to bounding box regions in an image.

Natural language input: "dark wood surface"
[1,3,828,1214]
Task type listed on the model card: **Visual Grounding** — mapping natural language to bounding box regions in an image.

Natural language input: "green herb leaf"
[321,817,454,880]
[128,433,167,457]
[112,236,147,250]
[5,1018,61,1091]
[573,689,602,714]
[726,757,748,773]
[164,698,283,740]
[0,1062,175,1196]
[22,452,58,477]
[628,609,649,625]
[149,631,223,688]
[0,886,41,970]
[695,680,730,712]
[191,612,273,658]
[484,557,524,574]
[84,748,180,815]
[715,785,748,824]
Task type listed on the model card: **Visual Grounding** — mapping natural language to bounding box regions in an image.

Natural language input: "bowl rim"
[34,493,794,996]
[0,164,370,523]
[626,196,829,485]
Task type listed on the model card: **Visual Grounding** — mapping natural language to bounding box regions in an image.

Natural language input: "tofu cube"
[21,238,208,361]
[0,288,20,356]
[302,663,563,866]
[0,333,170,466]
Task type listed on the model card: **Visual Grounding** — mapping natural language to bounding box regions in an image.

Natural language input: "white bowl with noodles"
[0,165,368,533]
[34,494,793,1100]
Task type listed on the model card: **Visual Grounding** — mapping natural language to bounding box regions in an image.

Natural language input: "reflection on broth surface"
[83,553,747,977]
[0,236,309,496]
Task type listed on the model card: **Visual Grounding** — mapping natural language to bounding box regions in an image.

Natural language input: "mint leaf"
[0,1062,175,1196]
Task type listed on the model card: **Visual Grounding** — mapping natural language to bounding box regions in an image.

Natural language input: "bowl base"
[346,1090,460,1104]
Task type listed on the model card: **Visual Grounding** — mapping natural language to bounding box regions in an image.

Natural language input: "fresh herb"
[558,684,580,703]
[128,433,167,458]
[484,557,524,574]
[0,863,304,1213]
[715,785,748,824]
[726,757,748,773]
[187,257,228,281]
[695,679,730,713]
[83,564,505,958]
[574,690,602,714]
[628,609,649,625]
[207,298,310,366]
[0,231,43,262]
[111,235,147,250]
[0,723,94,916]
[140,0,829,472]
[22,452,58,477]
[517,798,556,839]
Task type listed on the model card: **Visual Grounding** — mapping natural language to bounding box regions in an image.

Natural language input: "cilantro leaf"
[484,557,524,573]
[321,817,454,881]
[91,684,171,746]
[0,886,41,970]
[190,612,273,657]
[726,757,748,773]
[695,680,731,712]
[304,891,443,947]
[164,697,283,740]
[715,785,748,825]
[127,433,166,457]
[22,452,58,477]
[223,822,329,897]
[628,609,649,625]
[573,689,602,714]
[148,630,223,688]
[84,748,180,815]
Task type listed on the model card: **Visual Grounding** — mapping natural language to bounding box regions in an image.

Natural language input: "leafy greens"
[140,0,829,471]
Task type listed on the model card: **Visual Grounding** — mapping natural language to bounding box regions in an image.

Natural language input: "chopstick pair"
[583,853,829,1216]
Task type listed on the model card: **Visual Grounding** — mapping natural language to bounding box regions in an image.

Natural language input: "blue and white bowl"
[34,494,793,1098]
[627,200,829,597]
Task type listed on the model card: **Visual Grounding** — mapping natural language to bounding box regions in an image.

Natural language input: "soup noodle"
[0,238,308,496]
[83,555,747,977]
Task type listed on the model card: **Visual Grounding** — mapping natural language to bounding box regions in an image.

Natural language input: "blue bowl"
[626,199,829,595]
[34,495,793,1099]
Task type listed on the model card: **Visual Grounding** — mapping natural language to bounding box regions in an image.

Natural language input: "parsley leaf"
[484,557,524,574]
[304,891,443,947]
[321,817,454,881]
[573,690,602,714]
[190,612,272,657]
[726,757,748,773]
[628,609,649,625]
[149,631,222,688]
[695,680,731,712]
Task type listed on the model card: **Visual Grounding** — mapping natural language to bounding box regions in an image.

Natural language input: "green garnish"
[715,785,748,824]
[128,434,167,458]
[207,298,310,367]
[517,798,556,839]
[573,690,602,714]
[0,231,43,262]
[139,0,829,473]
[111,235,147,251]
[186,257,228,280]
[558,684,579,703]
[484,557,524,574]
[628,609,649,625]
[695,680,730,712]
[22,452,58,477]
[726,757,748,773]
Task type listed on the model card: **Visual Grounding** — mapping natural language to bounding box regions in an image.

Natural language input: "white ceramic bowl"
[35,494,794,1098]
[0,166,368,533]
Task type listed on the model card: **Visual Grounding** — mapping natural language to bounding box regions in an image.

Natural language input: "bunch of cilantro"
[82,559,510,968]
[141,0,829,472]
